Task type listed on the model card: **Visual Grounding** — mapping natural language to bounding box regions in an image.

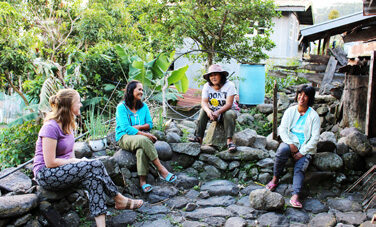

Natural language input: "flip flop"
[141,184,153,193]
[164,172,177,183]
[265,181,278,191]
[290,198,303,208]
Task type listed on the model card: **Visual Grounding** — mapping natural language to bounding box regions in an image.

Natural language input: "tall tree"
[129,0,278,67]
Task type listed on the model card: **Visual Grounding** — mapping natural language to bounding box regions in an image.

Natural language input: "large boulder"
[202,121,227,148]
[0,194,38,218]
[233,129,257,147]
[342,132,372,156]
[249,189,284,211]
[73,142,92,158]
[313,152,343,171]
[112,149,137,171]
[342,152,365,171]
[199,154,228,170]
[201,180,239,196]
[257,104,273,114]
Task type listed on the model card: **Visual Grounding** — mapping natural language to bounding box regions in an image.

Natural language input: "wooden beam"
[323,37,330,56]
[320,56,338,94]
[301,64,328,72]
[273,81,278,140]
[303,54,330,64]
[366,51,376,137]
[329,47,348,66]
[317,39,322,55]
[268,70,345,84]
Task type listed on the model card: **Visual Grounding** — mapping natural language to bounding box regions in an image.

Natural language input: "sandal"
[228,143,237,153]
[265,181,278,191]
[141,184,153,193]
[188,136,202,144]
[116,198,144,210]
[164,172,177,183]
[289,198,303,208]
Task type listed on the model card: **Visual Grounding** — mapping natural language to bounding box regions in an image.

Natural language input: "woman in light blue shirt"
[266,85,320,208]
[116,80,176,193]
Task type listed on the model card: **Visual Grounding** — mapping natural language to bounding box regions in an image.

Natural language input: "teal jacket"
[115,101,153,141]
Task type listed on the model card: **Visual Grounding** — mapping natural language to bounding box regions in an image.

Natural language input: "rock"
[218,146,267,161]
[257,158,274,168]
[165,196,190,209]
[171,153,195,168]
[237,113,254,125]
[180,120,197,129]
[13,213,32,226]
[175,172,199,189]
[201,180,239,196]
[317,131,337,153]
[200,217,226,226]
[154,141,172,161]
[316,106,329,116]
[327,198,362,212]
[184,207,233,220]
[166,132,181,143]
[340,127,360,137]
[185,203,197,212]
[313,152,343,171]
[342,132,372,156]
[0,168,32,192]
[228,161,240,171]
[233,129,257,147]
[0,194,38,218]
[267,112,283,123]
[285,208,310,224]
[151,130,167,141]
[199,165,221,180]
[227,204,257,219]
[257,173,272,185]
[202,121,227,148]
[335,211,367,225]
[302,198,328,214]
[198,191,210,199]
[87,138,107,152]
[111,210,137,226]
[147,186,179,203]
[241,183,264,195]
[192,160,205,171]
[141,219,173,227]
[342,152,365,171]
[277,92,290,112]
[139,204,170,215]
[315,94,337,103]
[200,145,217,154]
[257,104,274,114]
[62,211,80,227]
[224,217,247,227]
[360,221,376,227]
[170,142,201,156]
[197,196,236,207]
[112,149,137,170]
[254,135,267,149]
[199,154,228,170]
[182,221,207,227]
[365,152,376,169]
[266,137,279,151]
[73,142,92,158]
[257,212,289,227]
[249,189,284,211]
[336,139,349,155]
[308,213,336,227]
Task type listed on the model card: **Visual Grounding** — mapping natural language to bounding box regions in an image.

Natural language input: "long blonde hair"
[45,88,78,134]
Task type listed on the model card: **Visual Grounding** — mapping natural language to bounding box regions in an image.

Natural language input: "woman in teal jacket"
[116,80,176,193]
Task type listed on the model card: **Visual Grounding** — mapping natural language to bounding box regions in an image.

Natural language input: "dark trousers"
[36,159,118,217]
[273,143,312,195]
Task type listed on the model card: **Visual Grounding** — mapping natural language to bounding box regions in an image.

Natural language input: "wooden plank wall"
[366,51,376,137]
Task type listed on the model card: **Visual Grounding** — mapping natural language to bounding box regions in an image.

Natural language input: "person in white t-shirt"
[189,64,239,152]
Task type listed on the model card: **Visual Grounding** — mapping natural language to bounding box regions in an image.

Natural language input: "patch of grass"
[171,162,184,172]
[180,128,189,143]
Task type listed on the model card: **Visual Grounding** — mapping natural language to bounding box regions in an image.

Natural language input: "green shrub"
[0,120,42,170]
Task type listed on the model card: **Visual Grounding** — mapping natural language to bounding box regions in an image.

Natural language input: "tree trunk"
[206,52,214,69]
[341,73,369,131]
[4,71,30,106]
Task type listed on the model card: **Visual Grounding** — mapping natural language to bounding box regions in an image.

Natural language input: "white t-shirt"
[202,81,239,111]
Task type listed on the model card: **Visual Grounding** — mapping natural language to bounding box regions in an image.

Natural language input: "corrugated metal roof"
[301,11,376,42]
[275,0,313,25]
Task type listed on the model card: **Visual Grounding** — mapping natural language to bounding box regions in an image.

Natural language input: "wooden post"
[323,37,330,56]
[366,51,376,137]
[317,39,322,55]
[272,80,278,140]
[319,56,338,94]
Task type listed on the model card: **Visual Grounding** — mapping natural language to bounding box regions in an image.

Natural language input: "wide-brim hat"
[203,64,229,81]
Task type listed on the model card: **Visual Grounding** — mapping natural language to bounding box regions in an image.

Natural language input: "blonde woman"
[33,89,143,227]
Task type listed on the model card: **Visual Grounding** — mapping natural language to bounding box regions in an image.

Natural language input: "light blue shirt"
[291,108,311,146]
[115,102,153,141]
